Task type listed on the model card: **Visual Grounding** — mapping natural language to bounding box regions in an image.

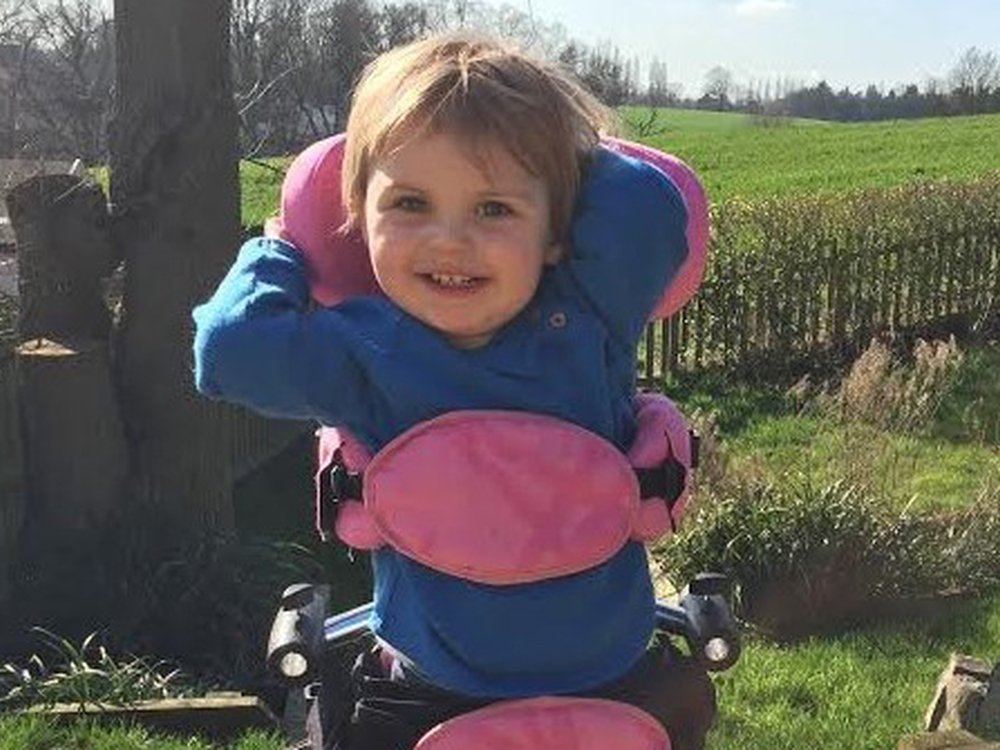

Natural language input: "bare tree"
[646,58,679,106]
[232,0,312,154]
[379,1,430,49]
[949,46,999,112]
[19,0,113,161]
[0,0,114,161]
[232,0,428,156]
[422,0,478,30]
[702,65,733,109]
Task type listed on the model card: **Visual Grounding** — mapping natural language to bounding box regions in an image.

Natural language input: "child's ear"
[543,240,563,265]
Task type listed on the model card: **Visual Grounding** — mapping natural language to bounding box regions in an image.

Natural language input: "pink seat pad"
[414,696,670,750]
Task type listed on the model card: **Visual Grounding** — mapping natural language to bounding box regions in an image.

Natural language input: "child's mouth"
[427,273,480,289]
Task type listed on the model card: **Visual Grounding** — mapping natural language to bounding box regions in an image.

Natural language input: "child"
[193,32,714,750]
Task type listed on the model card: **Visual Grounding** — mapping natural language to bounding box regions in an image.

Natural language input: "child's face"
[362,130,560,349]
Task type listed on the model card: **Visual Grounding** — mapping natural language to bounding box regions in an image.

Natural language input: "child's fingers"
[263,216,285,238]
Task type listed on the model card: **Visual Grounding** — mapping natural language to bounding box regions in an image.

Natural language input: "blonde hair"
[341,32,615,245]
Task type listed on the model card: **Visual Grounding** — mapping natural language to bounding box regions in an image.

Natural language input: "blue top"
[192,148,688,697]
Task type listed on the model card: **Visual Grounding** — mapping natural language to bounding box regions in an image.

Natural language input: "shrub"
[104,533,331,687]
[0,628,197,710]
[657,461,1000,640]
[821,336,965,433]
[656,475,945,638]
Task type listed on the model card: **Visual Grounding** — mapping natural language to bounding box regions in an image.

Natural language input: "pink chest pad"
[414,697,669,750]
[345,411,639,585]
[318,395,695,585]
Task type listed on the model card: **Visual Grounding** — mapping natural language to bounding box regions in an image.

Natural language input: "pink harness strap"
[413,697,669,750]
[316,395,694,584]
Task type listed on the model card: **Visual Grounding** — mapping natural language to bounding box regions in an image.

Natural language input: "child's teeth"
[432,274,473,287]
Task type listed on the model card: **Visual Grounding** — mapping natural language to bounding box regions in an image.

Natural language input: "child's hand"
[264,216,285,239]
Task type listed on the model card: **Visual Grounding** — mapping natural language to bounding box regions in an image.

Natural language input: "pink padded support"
[318,395,694,581]
[602,137,709,319]
[628,393,694,536]
[413,697,669,750]
[342,411,639,585]
[278,134,706,316]
[278,134,380,306]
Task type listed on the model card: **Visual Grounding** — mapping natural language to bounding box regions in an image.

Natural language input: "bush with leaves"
[655,476,945,637]
[656,462,1000,638]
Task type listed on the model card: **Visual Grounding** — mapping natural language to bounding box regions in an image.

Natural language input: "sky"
[512,0,1000,97]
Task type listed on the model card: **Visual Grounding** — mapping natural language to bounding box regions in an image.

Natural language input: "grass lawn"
[726,416,1000,513]
[619,106,832,134]
[671,342,1000,513]
[0,715,281,750]
[670,341,1000,748]
[5,591,997,750]
[709,591,1000,749]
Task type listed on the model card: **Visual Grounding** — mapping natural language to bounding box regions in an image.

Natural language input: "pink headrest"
[278,134,380,306]
[601,137,709,319]
[279,134,707,316]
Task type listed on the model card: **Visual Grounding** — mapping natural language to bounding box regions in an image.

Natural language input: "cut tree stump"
[16,337,127,539]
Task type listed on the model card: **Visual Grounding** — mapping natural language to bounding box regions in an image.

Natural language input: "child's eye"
[393,195,426,212]
[477,201,513,219]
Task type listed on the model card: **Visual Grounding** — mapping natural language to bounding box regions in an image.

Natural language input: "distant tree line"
[0,0,997,162]
[694,48,1000,122]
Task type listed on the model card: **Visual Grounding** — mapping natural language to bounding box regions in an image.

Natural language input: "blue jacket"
[192,148,688,697]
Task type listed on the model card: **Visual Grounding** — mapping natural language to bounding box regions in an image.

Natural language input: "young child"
[193,32,714,750]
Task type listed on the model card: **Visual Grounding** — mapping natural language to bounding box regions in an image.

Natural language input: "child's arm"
[565,148,689,347]
[192,237,370,425]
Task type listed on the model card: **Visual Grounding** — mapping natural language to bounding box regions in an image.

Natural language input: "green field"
[239,110,1000,226]
[625,109,1000,202]
[620,106,831,134]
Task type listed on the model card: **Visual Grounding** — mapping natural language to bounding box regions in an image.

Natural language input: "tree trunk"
[16,337,128,540]
[110,0,240,533]
[0,352,23,605]
[6,174,117,341]
[3,173,126,612]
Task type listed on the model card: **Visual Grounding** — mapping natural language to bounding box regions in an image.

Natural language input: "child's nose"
[429,215,473,251]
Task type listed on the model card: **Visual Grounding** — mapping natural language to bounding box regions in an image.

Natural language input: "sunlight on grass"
[239,157,288,228]
[709,592,1000,750]
[711,340,1000,513]
[727,415,1000,512]
[0,714,282,750]
[234,112,1000,227]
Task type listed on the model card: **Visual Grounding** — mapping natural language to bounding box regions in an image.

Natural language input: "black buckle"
[330,462,363,501]
[636,458,686,505]
[317,450,363,541]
